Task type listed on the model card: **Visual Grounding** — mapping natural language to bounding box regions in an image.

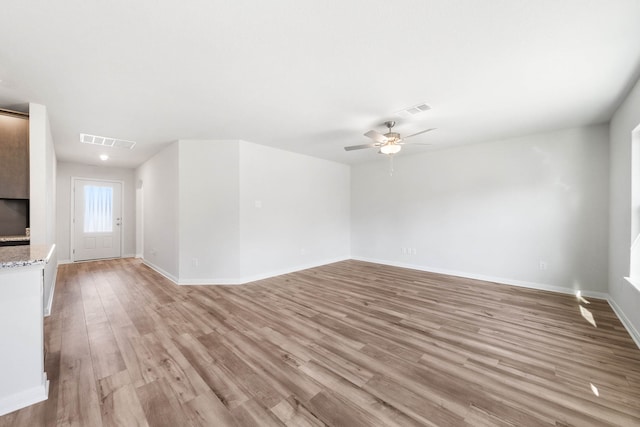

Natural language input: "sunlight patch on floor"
[580,305,597,328]
[575,290,591,305]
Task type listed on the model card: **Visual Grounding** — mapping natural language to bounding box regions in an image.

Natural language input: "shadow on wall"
[0,199,29,236]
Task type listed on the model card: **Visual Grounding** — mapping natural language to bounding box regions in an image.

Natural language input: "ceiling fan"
[344,121,436,155]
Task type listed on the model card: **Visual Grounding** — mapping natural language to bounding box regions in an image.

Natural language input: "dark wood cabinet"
[0,110,29,199]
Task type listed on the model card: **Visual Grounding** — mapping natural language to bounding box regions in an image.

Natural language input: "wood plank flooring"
[1,258,639,426]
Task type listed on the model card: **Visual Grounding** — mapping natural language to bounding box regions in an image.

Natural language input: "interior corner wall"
[28,102,57,311]
[136,142,179,281]
[178,140,240,283]
[28,103,57,247]
[351,125,610,295]
[56,162,136,262]
[609,74,640,341]
[238,141,351,282]
[175,139,350,284]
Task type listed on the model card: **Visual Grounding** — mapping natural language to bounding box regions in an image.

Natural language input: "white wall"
[352,125,609,295]
[28,103,56,247]
[56,162,136,262]
[28,103,57,313]
[136,181,143,258]
[631,129,640,281]
[138,139,351,284]
[238,141,351,281]
[136,142,179,280]
[609,74,640,345]
[178,140,240,282]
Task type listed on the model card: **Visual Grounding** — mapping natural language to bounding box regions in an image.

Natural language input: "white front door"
[73,179,122,261]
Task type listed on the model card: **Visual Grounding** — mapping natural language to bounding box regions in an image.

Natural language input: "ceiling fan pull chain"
[389,155,394,176]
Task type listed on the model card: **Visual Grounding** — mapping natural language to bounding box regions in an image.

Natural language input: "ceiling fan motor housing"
[385,132,401,143]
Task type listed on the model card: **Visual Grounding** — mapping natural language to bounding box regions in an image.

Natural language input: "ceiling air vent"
[113,139,136,149]
[396,102,431,118]
[80,133,136,149]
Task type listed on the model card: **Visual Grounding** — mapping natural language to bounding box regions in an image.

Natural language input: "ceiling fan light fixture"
[344,119,435,155]
[380,143,401,155]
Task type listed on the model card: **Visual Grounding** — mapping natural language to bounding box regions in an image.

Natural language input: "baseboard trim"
[351,257,609,300]
[141,260,179,284]
[0,374,48,417]
[607,297,640,350]
[71,255,640,350]
[178,278,242,285]
[177,257,351,285]
[59,255,135,265]
[236,257,351,285]
[352,257,640,349]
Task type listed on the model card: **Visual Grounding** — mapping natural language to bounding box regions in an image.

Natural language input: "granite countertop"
[0,244,53,268]
[0,235,30,242]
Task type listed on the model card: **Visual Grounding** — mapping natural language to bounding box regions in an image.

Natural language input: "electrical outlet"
[539,261,548,270]
[411,248,417,255]
[192,258,199,267]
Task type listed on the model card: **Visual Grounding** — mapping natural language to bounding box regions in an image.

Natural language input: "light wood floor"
[1,258,639,426]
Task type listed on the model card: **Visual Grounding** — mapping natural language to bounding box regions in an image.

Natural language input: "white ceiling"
[1,0,639,168]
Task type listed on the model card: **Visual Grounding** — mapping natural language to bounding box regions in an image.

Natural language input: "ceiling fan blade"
[344,143,379,151]
[364,130,388,143]
[402,128,437,140]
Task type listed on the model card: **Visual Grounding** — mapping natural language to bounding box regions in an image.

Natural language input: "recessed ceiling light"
[99,154,109,161]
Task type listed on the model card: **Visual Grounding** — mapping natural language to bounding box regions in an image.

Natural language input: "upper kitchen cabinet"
[0,110,29,199]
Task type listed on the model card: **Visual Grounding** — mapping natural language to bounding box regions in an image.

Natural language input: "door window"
[83,185,113,233]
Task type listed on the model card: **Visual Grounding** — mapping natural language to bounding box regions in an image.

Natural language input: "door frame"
[70,177,125,262]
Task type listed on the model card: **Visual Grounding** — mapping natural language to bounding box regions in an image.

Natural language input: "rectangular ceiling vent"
[80,133,136,149]
[396,102,431,118]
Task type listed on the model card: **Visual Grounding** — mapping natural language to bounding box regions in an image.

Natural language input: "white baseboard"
[608,297,640,350]
[352,257,640,349]
[59,254,136,265]
[141,257,351,286]
[142,260,179,284]
[178,277,242,285]
[177,256,351,285]
[60,255,640,351]
[238,257,351,285]
[351,257,609,299]
[0,374,48,417]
